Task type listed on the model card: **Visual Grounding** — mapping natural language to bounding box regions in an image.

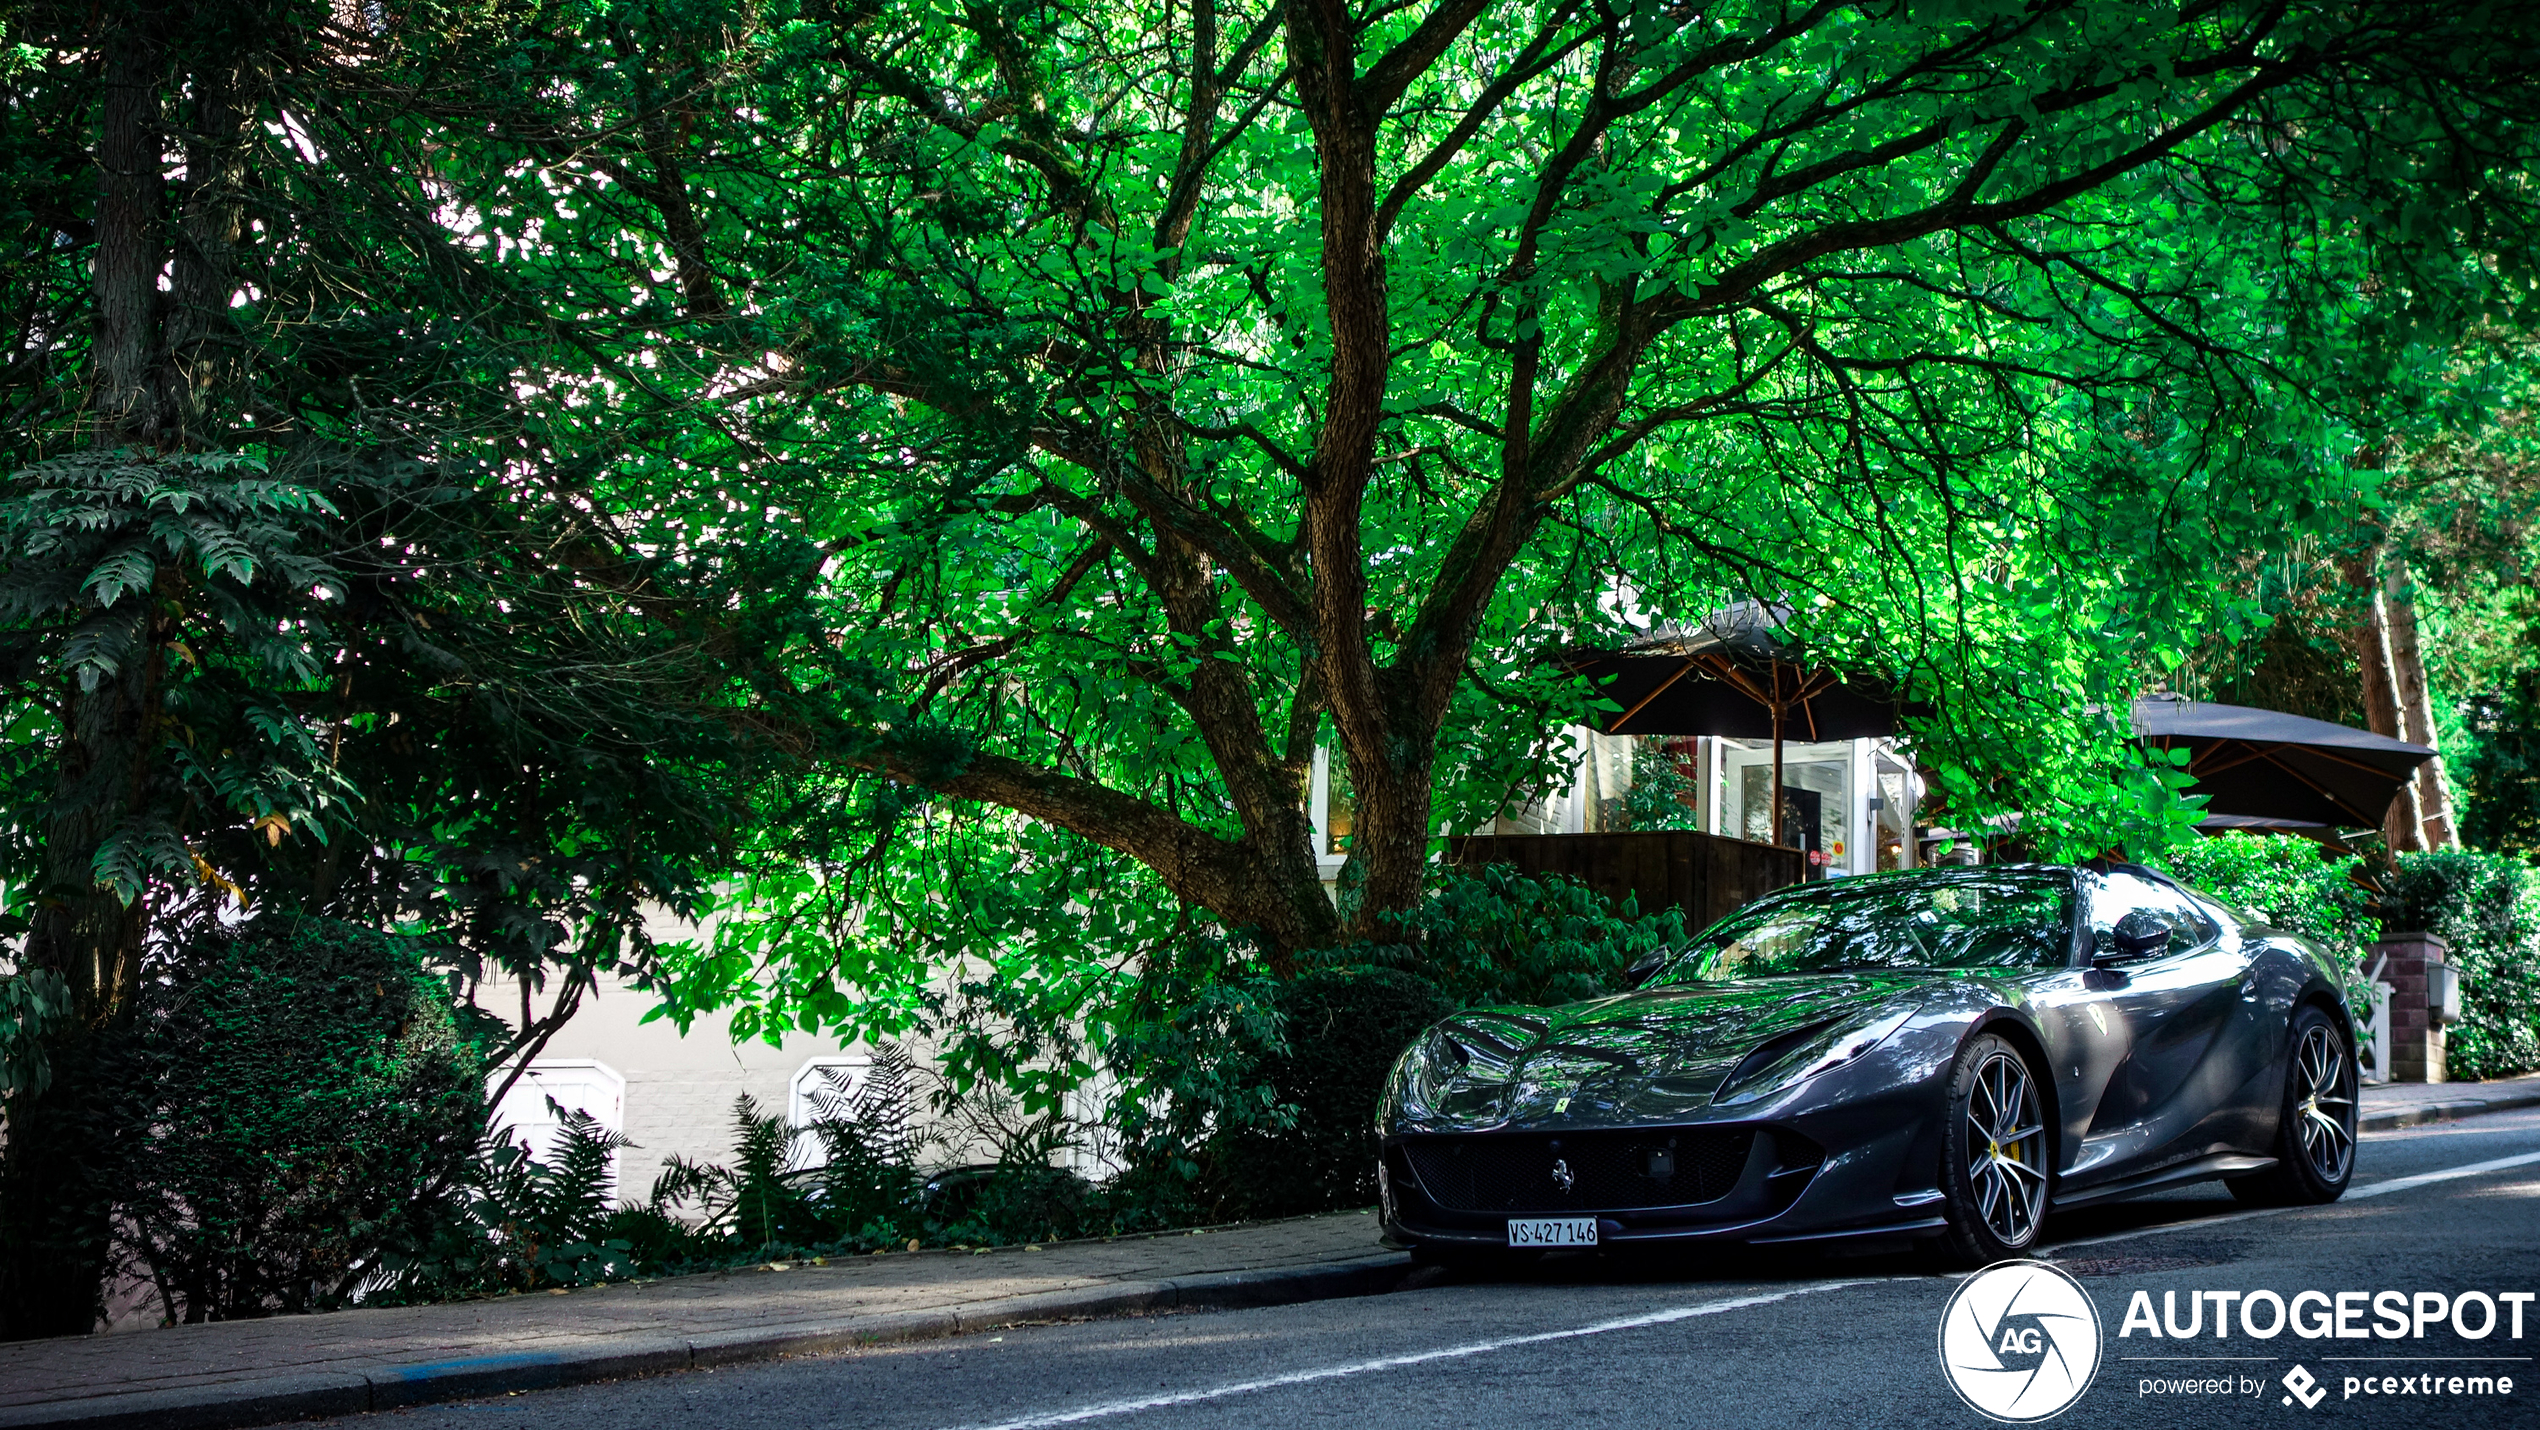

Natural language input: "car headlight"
[1713,1003,1919,1106]
[1385,1015,1531,1125]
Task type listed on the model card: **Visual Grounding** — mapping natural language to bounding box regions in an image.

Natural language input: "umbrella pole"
[1771,694,1786,848]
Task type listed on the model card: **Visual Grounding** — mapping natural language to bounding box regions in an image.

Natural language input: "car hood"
[1394,971,1942,1132]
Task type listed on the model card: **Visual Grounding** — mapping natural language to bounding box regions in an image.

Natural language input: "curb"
[0,1255,1411,1430]
[2360,1087,2540,1132]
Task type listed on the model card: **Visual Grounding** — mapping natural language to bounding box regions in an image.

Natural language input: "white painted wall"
[491,965,863,1202]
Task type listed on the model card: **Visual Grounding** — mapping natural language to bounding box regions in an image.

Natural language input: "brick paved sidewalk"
[2359,1070,2540,1131]
[0,1209,1406,1430]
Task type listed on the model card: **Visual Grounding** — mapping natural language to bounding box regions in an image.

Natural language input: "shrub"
[648,1095,839,1251]
[1404,863,1689,1007]
[1209,867,1673,1217]
[2158,832,2376,968]
[383,867,1684,1297]
[1620,740,1701,831]
[1092,931,1292,1225]
[920,1164,1096,1243]
[398,1109,645,1296]
[639,1049,931,1255]
[2159,832,2382,1061]
[106,917,484,1322]
[1213,966,1455,1219]
[2383,849,2540,1081]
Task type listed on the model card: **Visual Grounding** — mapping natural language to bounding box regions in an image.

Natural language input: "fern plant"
[643,1048,933,1255]
[377,1102,638,1299]
[797,1046,927,1240]
[644,1096,832,1251]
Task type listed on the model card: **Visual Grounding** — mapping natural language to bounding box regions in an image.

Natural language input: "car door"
[2070,872,2256,1179]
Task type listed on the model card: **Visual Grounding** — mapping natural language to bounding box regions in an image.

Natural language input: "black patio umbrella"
[2194,812,2343,840]
[2133,695,2435,831]
[1562,602,1931,846]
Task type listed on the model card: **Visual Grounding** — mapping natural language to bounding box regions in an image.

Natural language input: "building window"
[1325,752,1355,856]
[1720,739,1852,873]
[488,1059,626,1191]
[788,1055,873,1166]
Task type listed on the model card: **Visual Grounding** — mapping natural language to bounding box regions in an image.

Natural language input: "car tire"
[1932,1032,2051,1267]
[2227,1005,2358,1206]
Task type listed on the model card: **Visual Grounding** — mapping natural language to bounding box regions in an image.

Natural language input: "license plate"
[1507,1217,1598,1247]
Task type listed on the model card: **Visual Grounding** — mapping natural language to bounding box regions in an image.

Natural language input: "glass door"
[1720,739,1853,877]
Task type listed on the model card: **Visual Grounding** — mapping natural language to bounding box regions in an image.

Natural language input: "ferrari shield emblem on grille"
[1550,1157,1575,1192]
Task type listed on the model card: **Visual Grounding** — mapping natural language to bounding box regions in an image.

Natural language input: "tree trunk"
[2380,563,2459,849]
[2358,565,2426,852]
[163,55,257,439]
[27,603,161,1024]
[88,28,167,444]
[0,1028,115,1341]
[2,14,178,1341]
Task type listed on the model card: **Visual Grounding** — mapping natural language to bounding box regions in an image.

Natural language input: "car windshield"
[1669,870,2076,980]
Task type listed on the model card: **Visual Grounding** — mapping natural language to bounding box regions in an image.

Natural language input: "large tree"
[0,0,795,1334]
[9,0,2537,994]
[571,0,2532,953]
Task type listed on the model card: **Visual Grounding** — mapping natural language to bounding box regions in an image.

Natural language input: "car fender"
[1835,981,2063,1203]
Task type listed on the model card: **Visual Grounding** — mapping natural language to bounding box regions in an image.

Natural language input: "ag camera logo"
[1939,1261,2104,1422]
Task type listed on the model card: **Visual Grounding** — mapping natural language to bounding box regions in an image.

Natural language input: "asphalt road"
[345,1110,2540,1430]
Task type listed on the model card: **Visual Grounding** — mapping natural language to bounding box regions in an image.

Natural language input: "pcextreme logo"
[1939,1261,2105,1422]
[2282,1365,2328,1408]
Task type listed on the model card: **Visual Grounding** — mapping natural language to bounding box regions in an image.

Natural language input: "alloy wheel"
[2295,1024,2356,1183]
[1966,1050,2047,1244]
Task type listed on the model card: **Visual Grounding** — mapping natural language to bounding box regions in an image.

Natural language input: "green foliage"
[648,1096,842,1252]
[2159,833,2377,971]
[1210,867,1675,1215]
[106,917,485,1322]
[0,965,70,1100]
[385,1035,1192,1296]
[1619,741,1701,832]
[795,1047,929,1240]
[1402,864,1691,1009]
[1098,943,1293,1199]
[2383,850,2540,1082]
[2462,670,2540,858]
[0,449,356,939]
[2160,833,2380,1057]
[380,1108,642,1300]
[646,820,1294,1203]
[646,862,1671,1235]
[1214,967,1456,1220]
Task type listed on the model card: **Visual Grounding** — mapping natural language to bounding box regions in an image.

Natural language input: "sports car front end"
[1375,972,2014,1252]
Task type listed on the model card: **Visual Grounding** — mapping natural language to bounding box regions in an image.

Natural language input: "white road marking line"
[941,1280,1877,1430]
[2049,1144,2540,1253]
[2342,1149,2540,1198]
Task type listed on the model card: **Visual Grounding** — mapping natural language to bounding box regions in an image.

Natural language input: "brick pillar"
[2370,933,2449,1084]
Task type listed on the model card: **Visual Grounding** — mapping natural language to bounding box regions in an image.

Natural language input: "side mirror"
[1623,949,1672,988]
[2096,923,2171,965]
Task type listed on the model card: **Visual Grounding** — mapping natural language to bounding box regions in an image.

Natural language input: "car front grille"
[1400,1128,1755,1214]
